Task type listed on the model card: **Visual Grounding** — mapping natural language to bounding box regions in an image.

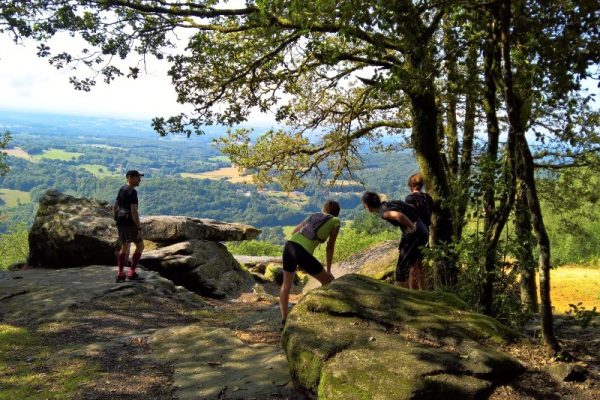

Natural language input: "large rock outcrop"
[140,240,254,298]
[27,191,261,277]
[284,274,523,400]
[141,215,261,243]
[28,190,119,268]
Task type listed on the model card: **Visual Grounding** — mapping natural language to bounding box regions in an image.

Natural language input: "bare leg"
[409,258,424,290]
[312,269,334,286]
[279,271,295,322]
[133,240,145,254]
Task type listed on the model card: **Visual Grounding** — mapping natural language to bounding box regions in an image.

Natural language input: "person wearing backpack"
[405,173,434,229]
[279,200,340,327]
[361,191,428,289]
[404,173,434,289]
[112,170,145,283]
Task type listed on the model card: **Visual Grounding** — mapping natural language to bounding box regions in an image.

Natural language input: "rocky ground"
[1,265,599,400]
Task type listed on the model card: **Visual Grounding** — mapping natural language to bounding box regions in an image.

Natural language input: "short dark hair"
[408,173,424,191]
[323,200,341,217]
[361,192,381,209]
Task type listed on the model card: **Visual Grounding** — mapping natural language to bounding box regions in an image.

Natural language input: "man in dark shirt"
[113,170,145,282]
[361,191,428,289]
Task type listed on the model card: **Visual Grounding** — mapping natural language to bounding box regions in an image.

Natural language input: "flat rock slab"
[141,216,261,243]
[0,266,195,323]
[147,325,291,400]
[234,255,283,266]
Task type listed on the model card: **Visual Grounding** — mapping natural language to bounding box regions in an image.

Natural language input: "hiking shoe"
[126,272,145,282]
[115,273,126,283]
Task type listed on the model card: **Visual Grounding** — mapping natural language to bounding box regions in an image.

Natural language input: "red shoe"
[115,273,126,283]
[126,272,145,282]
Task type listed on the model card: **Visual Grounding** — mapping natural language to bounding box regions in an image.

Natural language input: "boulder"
[545,363,588,383]
[283,274,524,400]
[141,216,261,243]
[234,255,283,274]
[140,240,254,298]
[28,190,119,268]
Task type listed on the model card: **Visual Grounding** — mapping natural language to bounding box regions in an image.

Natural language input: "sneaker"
[127,272,145,282]
[115,273,126,283]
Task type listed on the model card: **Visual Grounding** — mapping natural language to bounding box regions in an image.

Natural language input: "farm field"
[208,155,231,162]
[550,266,600,314]
[181,167,254,183]
[0,189,31,207]
[32,149,83,161]
[1,147,31,160]
[79,164,116,178]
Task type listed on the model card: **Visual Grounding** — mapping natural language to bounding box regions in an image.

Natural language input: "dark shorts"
[282,241,324,276]
[118,225,143,243]
[396,220,429,282]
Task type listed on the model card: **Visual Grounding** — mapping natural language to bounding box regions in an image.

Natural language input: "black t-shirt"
[405,192,434,228]
[379,200,418,233]
[116,185,138,226]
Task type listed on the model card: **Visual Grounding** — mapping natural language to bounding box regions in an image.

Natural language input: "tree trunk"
[499,0,559,354]
[409,87,457,287]
[455,44,478,240]
[444,18,459,178]
[480,2,503,315]
[514,176,539,313]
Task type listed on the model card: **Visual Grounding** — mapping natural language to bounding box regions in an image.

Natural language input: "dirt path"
[0,266,306,400]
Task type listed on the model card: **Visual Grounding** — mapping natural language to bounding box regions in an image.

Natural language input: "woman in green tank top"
[280,200,341,328]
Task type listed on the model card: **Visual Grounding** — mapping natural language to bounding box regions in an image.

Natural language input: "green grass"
[0,324,99,400]
[32,148,83,161]
[0,188,31,207]
[208,155,231,163]
[282,225,295,238]
[79,164,116,178]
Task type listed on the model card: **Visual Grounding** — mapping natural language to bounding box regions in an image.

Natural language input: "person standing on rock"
[113,170,145,282]
[404,173,434,289]
[280,200,340,328]
[361,191,428,289]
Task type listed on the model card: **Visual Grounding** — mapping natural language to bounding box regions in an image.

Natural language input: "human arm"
[325,225,340,273]
[382,210,416,233]
[112,198,118,215]
[130,204,141,229]
[292,219,306,234]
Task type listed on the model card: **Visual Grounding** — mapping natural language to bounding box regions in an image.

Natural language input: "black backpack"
[380,200,419,225]
[406,192,433,227]
[299,212,333,242]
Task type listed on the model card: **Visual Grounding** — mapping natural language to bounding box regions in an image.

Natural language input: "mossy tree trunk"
[498,0,559,353]
[514,176,539,313]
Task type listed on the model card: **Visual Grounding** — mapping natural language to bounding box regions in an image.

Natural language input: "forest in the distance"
[1,110,599,271]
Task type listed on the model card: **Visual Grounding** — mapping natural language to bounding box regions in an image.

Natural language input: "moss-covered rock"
[282,274,523,399]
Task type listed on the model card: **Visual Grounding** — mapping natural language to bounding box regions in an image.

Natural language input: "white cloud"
[0,34,277,124]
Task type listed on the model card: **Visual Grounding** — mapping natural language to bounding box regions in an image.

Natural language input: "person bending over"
[280,200,340,328]
[361,191,428,289]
